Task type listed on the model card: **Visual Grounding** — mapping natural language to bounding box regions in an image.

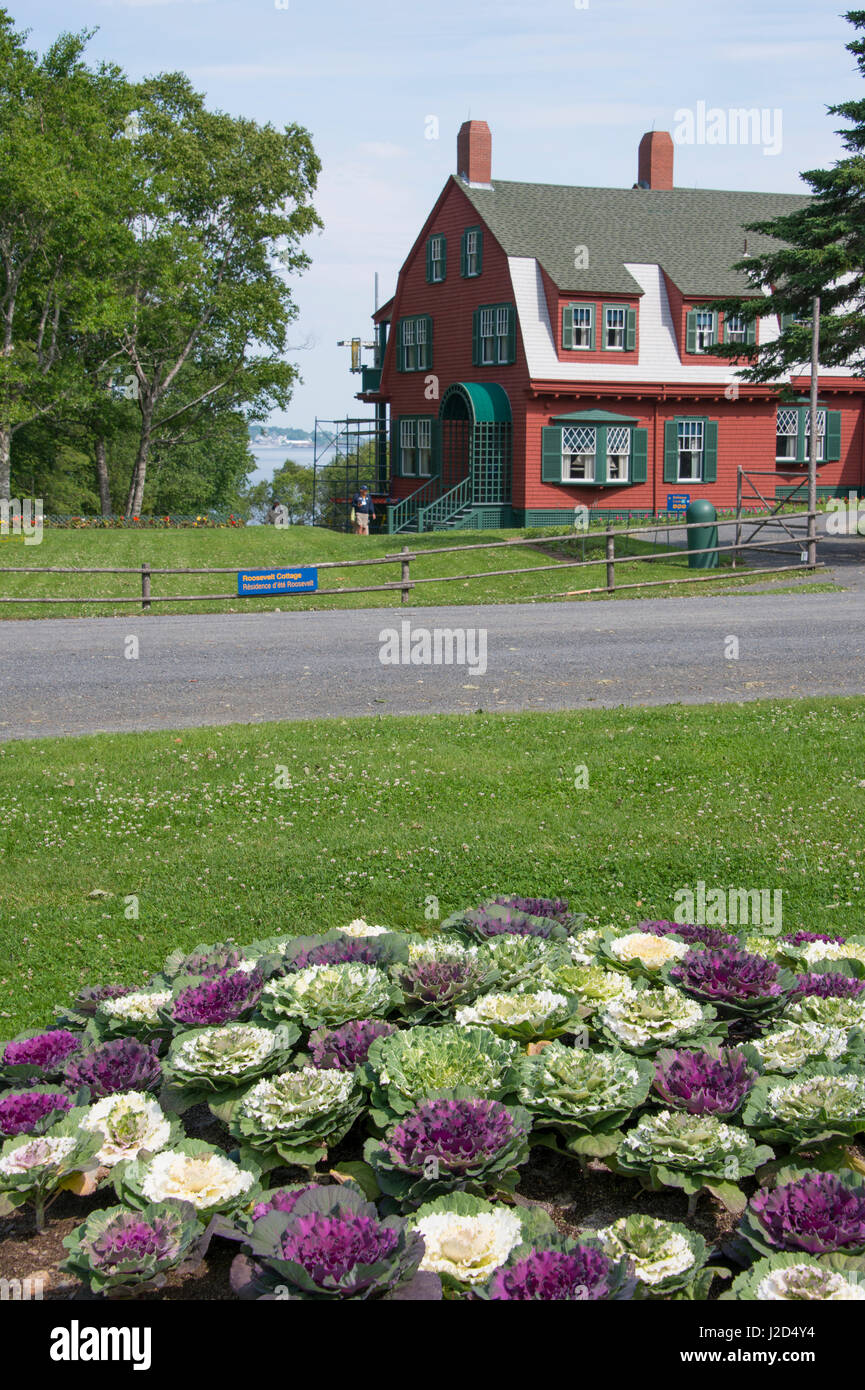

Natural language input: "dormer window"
[725,314,746,343]
[604,306,626,349]
[686,308,717,353]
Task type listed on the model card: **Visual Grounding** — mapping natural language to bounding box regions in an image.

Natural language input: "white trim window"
[804,408,826,461]
[415,316,429,370]
[694,310,716,353]
[496,306,510,362]
[677,419,704,481]
[607,425,631,482]
[401,318,417,372]
[400,419,418,476]
[563,424,596,481]
[417,418,432,476]
[605,306,626,349]
[480,307,496,364]
[725,314,746,343]
[429,236,445,282]
[776,407,799,462]
[465,229,480,277]
[573,306,593,348]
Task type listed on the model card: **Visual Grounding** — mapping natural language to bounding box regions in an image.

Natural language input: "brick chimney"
[457,120,492,186]
[637,131,674,189]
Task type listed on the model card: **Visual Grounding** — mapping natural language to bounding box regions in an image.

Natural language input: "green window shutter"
[472,309,481,367]
[630,428,648,484]
[825,410,842,462]
[703,420,718,483]
[541,427,563,483]
[430,419,442,476]
[426,240,433,283]
[424,315,433,369]
[476,228,483,275]
[626,307,637,351]
[507,305,517,363]
[594,426,607,484]
[587,304,595,350]
[780,313,795,331]
[392,418,402,476]
[562,305,574,350]
[685,311,697,354]
[663,420,679,483]
[440,238,447,280]
[745,317,757,345]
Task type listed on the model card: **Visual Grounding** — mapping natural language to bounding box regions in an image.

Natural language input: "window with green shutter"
[542,413,648,486]
[461,226,483,277]
[686,309,717,354]
[776,405,842,464]
[474,303,516,365]
[397,315,433,372]
[664,417,716,483]
[426,235,446,283]
[562,303,594,350]
[602,304,627,350]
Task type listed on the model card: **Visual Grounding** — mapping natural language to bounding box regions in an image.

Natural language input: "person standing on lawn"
[352,484,375,536]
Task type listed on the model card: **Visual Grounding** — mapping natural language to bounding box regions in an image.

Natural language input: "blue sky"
[14,0,858,430]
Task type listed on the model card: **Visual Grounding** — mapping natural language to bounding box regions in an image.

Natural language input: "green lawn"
[1,698,864,1035]
[0,525,813,618]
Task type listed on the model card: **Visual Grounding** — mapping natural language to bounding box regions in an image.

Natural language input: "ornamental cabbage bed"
[5,894,865,1302]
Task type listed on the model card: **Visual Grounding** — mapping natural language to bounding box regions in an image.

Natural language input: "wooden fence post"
[605,533,615,593]
[141,562,151,612]
[400,546,411,606]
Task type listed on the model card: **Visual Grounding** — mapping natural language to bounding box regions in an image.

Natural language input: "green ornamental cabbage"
[597,981,723,1055]
[514,1042,653,1156]
[590,1214,723,1300]
[741,1063,865,1150]
[721,1251,865,1301]
[258,963,402,1029]
[614,1109,773,1205]
[454,989,582,1042]
[361,1025,520,1126]
[161,1023,300,1112]
[215,1066,365,1167]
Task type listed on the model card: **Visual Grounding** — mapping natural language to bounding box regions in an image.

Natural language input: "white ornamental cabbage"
[412,1207,523,1285]
[338,920,391,938]
[81,1092,173,1167]
[756,1264,865,1301]
[750,1022,850,1074]
[139,1149,254,1211]
[99,991,172,1024]
[608,933,689,969]
[595,1216,697,1287]
[599,984,710,1051]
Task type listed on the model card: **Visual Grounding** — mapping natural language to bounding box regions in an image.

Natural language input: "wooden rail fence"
[0,510,821,609]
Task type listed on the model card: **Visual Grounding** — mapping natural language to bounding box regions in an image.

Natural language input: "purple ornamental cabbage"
[794,972,865,1000]
[287,938,385,970]
[387,1098,521,1169]
[62,1202,203,1294]
[0,1090,73,1138]
[486,1245,623,1301]
[396,959,488,1018]
[652,1047,758,1116]
[308,1019,396,1070]
[171,968,263,1027]
[784,930,847,946]
[640,920,739,951]
[2,1030,82,1077]
[280,1211,400,1279]
[69,985,134,1017]
[462,907,559,940]
[492,896,575,926]
[172,947,249,979]
[63,1037,162,1098]
[670,949,788,1015]
[744,1172,865,1257]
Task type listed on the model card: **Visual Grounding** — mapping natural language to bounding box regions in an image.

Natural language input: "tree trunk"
[0,425,11,503]
[95,436,112,516]
[125,406,153,518]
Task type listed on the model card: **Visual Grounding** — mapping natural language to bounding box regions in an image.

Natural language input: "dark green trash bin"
[685,498,718,570]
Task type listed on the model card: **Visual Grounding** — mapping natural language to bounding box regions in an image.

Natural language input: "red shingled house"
[357,121,865,533]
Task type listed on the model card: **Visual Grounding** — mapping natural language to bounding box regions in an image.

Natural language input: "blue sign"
[667,493,690,515]
[237,567,318,596]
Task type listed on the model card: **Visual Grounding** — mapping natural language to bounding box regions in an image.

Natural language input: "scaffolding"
[311,416,389,532]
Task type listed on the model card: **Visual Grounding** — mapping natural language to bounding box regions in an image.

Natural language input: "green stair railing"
[418,477,471,531]
[388,477,440,533]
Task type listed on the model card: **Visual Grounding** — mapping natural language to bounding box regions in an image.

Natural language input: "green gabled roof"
[552,409,639,424]
[458,179,809,297]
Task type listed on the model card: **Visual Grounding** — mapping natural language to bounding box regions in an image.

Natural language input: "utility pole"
[808,296,820,568]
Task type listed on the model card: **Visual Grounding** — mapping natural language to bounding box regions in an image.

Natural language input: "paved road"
[1,588,864,740]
